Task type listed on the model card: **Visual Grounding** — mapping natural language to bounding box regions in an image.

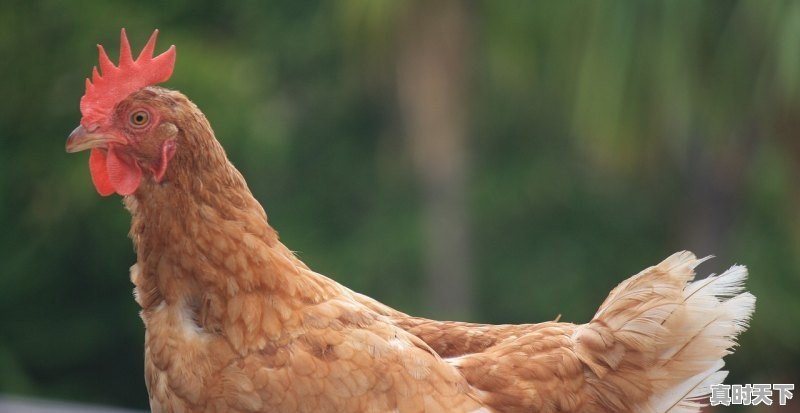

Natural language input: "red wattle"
[89,148,115,196]
[106,145,142,196]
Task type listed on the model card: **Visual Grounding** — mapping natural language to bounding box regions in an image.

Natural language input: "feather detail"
[647,362,728,413]
[574,251,755,413]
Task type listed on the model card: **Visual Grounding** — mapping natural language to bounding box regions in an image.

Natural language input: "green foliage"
[0,1,797,409]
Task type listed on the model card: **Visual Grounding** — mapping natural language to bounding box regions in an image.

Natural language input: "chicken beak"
[65,125,126,153]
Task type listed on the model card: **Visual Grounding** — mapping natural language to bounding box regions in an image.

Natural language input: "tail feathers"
[573,251,755,413]
[647,361,727,413]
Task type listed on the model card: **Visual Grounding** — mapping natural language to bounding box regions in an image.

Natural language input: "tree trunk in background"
[397,0,473,319]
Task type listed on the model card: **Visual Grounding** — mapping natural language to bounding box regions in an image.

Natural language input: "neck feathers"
[124,102,303,313]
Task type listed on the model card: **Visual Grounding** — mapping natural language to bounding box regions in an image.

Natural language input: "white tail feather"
[646,254,754,413]
[649,364,729,413]
[576,251,755,413]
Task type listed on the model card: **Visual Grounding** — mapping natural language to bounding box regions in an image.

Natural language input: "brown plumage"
[67,31,755,413]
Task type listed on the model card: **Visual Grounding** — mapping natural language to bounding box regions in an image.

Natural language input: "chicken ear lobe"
[150,138,176,184]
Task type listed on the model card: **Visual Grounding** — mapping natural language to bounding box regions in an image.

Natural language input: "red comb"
[80,29,176,127]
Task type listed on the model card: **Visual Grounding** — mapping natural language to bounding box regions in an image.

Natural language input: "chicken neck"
[122,112,326,338]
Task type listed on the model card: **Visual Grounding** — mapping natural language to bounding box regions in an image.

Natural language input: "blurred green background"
[1,0,798,411]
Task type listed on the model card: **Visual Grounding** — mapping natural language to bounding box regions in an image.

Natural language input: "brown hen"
[66,30,755,413]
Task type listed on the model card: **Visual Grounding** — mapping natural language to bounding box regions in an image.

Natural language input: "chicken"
[65,30,755,413]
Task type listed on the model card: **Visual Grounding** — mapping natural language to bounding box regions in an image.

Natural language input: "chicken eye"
[129,110,150,128]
